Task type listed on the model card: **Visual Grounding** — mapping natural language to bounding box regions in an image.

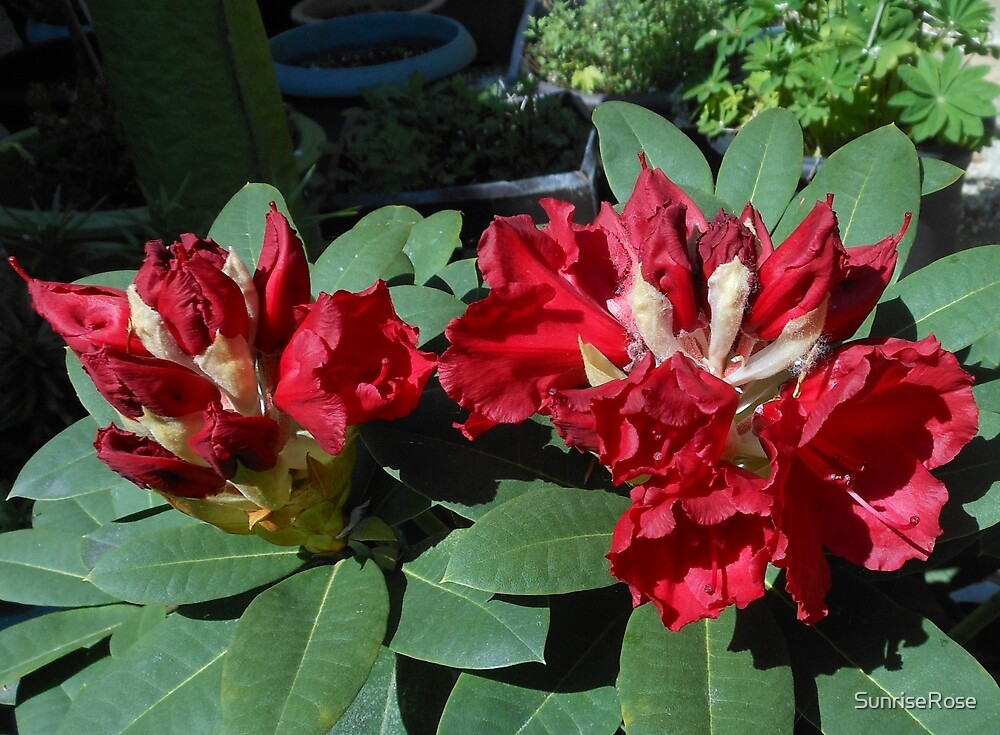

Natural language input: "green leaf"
[715,108,803,230]
[871,245,1000,353]
[436,588,628,735]
[774,125,919,278]
[920,156,965,196]
[618,603,794,734]
[56,614,236,735]
[766,570,1000,733]
[594,101,714,204]
[388,532,549,669]
[311,206,423,293]
[87,523,304,604]
[403,209,462,285]
[361,385,609,520]
[14,653,113,735]
[65,351,119,428]
[31,483,164,535]
[207,182,294,270]
[82,508,201,570]
[220,560,389,735]
[10,417,121,501]
[0,606,138,687]
[387,285,466,347]
[435,258,483,300]
[444,488,630,595]
[109,605,169,657]
[0,528,118,607]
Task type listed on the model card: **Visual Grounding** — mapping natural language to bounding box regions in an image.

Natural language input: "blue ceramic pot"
[270,12,477,98]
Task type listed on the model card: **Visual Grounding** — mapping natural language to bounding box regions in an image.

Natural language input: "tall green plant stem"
[86,0,299,236]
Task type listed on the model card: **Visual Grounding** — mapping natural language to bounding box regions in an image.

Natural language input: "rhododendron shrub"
[440,149,978,630]
[11,204,436,553]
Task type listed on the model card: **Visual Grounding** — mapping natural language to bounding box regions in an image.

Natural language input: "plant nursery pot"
[508,0,679,118]
[289,0,447,24]
[270,12,477,98]
[0,111,325,247]
[326,124,600,247]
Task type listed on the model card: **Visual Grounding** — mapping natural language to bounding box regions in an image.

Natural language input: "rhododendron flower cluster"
[11,206,436,553]
[440,159,978,630]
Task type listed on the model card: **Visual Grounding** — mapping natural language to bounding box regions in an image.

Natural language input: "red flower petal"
[746,197,843,339]
[135,237,250,356]
[79,348,220,419]
[823,214,908,341]
[253,204,312,354]
[580,353,739,483]
[637,202,701,332]
[9,257,147,356]
[274,281,435,454]
[756,335,978,623]
[95,425,226,499]
[609,473,774,631]
[189,403,281,477]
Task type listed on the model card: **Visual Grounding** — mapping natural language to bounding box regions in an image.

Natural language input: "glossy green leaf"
[436,588,628,735]
[87,523,304,604]
[31,483,164,535]
[56,614,236,735]
[444,488,630,595]
[766,570,1000,734]
[311,206,423,293]
[109,605,169,657]
[82,508,201,570]
[0,606,137,687]
[207,182,294,270]
[594,101,714,204]
[0,528,118,607]
[327,649,459,735]
[389,532,548,669]
[361,386,609,520]
[920,156,964,196]
[436,258,483,300]
[715,108,803,230]
[15,654,113,735]
[618,603,793,735]
[387,285,466,347]
[403,209,462,285]
[871,245,1000,353]
[10,417,121,501]
[220,560,389,735]
[774,125,919,276]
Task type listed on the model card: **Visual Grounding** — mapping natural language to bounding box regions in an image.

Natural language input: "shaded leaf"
[0,528,118,607]
[618,602,794,735]
[361,385,609,520]
[387,285,466,347]
[87,523,304,604]
[0,606,137,687]
[56,614,236,735]
[220,560,389,735]
[444,488,629,595]
[766,568,1000,734]
[388,532,549,669]
[436,587,628,735]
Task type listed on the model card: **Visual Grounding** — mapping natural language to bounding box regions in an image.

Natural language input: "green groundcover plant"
[1,103,1000,734]
[685,0,1000,155]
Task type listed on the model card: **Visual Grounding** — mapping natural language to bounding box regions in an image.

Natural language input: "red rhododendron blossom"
[440,155,972,630]
[10,207,434,553]
[756,336,978,623]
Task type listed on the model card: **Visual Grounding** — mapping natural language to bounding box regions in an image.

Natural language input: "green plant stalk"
[85,0,299,236]
[948,587,1000,645]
